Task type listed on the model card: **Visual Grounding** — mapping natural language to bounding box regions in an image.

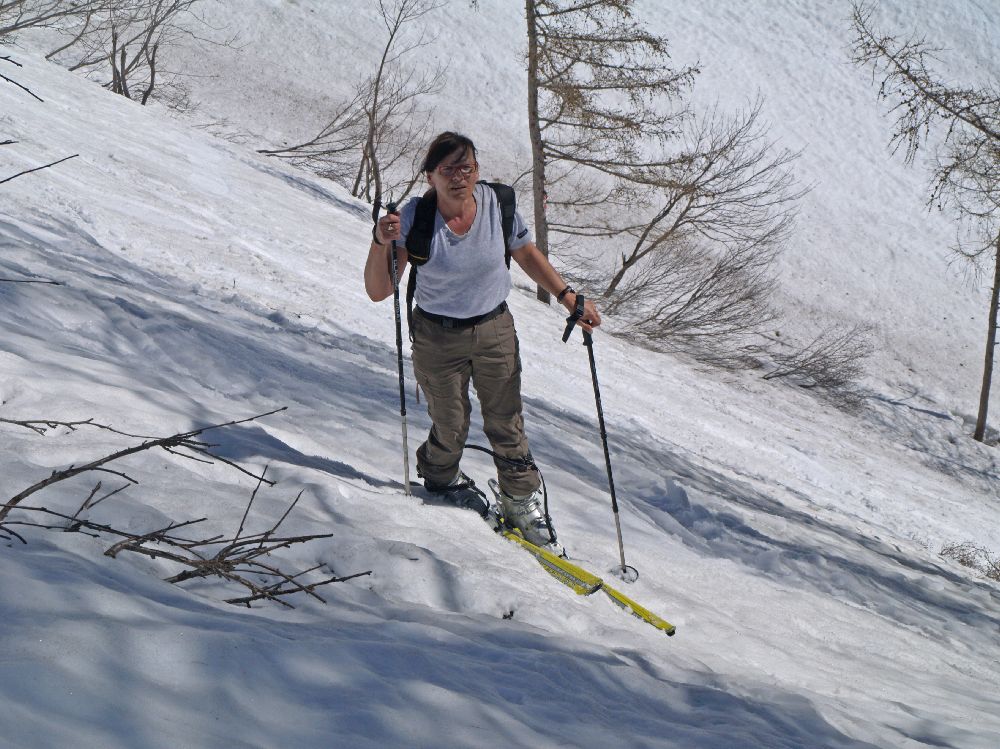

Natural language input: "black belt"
[416,302,507,329]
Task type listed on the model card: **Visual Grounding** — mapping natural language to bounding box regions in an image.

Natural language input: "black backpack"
[404,181,517,339]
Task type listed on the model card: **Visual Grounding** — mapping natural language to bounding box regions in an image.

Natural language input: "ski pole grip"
[562,293,586,343]
[371,198,398,244]
[386,202,399,252]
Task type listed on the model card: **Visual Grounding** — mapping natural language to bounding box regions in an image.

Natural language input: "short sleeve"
[397,196,421,249]
[509,207,533,251]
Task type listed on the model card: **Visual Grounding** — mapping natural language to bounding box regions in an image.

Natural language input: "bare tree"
[354,0,443,202]
[69,0,224,107]
[559,101,803,364]
[524,0,697,302]
[763,323,875,409]
[0,0,104,39]
[517,2,809,363]
[850,1,1000,441]
[260,0,444,202]
[7,1,232,108]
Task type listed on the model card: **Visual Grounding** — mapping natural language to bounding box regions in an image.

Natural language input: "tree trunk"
[525,0,551,304]
[974,234,1000,442]
[361,3,396,204]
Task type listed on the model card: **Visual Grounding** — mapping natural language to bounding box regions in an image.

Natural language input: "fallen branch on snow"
[1,412,371,607]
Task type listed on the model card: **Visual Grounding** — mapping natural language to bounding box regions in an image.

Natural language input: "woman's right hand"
[374,212,401,245]
[365,211,408,302]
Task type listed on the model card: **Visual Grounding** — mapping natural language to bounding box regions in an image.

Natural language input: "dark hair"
[421,131,477,173]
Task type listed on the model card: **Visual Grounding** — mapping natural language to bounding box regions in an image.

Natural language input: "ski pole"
[563,295,636,582]
[372,198,411,495]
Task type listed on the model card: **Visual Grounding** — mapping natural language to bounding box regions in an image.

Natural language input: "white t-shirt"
[399,182,533,319]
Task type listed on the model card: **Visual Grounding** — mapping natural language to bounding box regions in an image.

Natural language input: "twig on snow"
[0,154,79,184]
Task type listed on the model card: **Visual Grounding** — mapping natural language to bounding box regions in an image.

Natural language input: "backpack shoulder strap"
[484,181,516,268]
[404,190,437,341]
[406,264,417,342]
[407,190,438,267]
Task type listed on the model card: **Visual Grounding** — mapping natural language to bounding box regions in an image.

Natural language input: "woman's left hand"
[564,292,601,333]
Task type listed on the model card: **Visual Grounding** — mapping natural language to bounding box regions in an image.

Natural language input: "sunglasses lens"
[440,164,474,177]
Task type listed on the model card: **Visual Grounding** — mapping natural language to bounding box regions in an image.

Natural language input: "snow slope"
[166,0,1000,408]
[2,2,1000,747]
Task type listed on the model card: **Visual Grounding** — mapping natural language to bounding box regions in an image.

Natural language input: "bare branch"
[224,570,373,607]
[234,464,268,542]
[0,405,365,609]
[262,0,444,201]
[4,493,365,610]
[103,517,209,558]
[0,60,44,101]
[1,416,99,435]
[0,407,287,521]
[0,276,62,284]
[1,0,105,37]
[0,154,79,185]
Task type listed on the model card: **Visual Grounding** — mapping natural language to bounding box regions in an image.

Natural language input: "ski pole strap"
[562,293,586,343]
[371,199,381,241]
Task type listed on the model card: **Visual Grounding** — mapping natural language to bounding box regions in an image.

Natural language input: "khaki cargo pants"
[411,307,540,497]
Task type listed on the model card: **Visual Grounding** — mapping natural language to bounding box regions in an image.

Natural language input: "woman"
[364,132,600,548]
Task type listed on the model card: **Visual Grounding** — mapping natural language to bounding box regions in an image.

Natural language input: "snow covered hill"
[2,2,1000,748]
[163,0,1000,410]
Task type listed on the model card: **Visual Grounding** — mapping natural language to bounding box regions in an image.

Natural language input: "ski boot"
[424,471,494,523]
[488,479,562,555]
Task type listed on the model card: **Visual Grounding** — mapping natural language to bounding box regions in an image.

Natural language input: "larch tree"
[523,0,696,302]
[522,0,805,375]
[850,1,1000,441]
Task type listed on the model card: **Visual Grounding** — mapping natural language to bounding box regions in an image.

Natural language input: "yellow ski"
[600,582,676,636]
[501,530,602,594]
[501,530,676,636]
[435,475,676,635]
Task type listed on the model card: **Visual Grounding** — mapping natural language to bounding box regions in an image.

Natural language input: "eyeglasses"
[437,162,477,178]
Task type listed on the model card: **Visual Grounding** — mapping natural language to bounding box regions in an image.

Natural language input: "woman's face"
[426,147,478,203]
